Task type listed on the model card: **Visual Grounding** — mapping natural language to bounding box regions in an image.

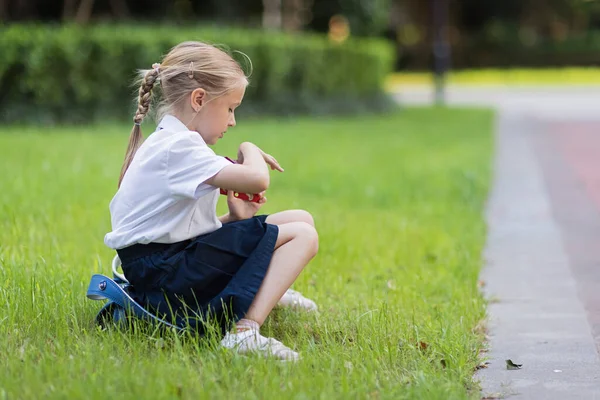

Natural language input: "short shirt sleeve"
[166,133,231,199]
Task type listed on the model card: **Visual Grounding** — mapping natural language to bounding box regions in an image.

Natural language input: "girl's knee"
[296,221,318,257]
[275,220,318,251]
[297,210,315,228]
[266,209,315,228]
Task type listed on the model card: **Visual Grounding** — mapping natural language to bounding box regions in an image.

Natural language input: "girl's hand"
[227,190,267,221]
[236,142,283,172]
[236,146,245,164]
[258,149,284,172]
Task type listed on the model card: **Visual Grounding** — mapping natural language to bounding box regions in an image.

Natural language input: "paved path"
[394,85,600,399]
[394,84,600,119]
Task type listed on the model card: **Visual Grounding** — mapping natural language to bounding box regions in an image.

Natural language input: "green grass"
[0,108,493,399]
[386,67,600,88]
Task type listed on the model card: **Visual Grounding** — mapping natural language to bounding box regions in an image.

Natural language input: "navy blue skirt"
[116,215,278,335]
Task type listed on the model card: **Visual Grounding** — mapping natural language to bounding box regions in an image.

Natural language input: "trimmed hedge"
[0,23,396,124]
[397,30,600,71]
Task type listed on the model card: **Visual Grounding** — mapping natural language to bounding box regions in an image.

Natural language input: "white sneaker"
[277,289,318,312]
[220,329,300,361]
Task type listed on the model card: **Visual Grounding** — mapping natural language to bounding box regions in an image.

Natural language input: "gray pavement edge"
[474,112,600,399]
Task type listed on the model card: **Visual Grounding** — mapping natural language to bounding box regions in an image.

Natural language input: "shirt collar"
[156,114,189,132]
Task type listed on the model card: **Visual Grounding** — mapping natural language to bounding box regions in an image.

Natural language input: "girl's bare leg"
[243,221,318,325]
[265,209,315,228]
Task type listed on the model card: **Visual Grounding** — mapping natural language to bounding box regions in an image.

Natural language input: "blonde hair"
[118,41,250,187]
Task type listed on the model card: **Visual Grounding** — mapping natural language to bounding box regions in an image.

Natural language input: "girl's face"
[192,86,245,145]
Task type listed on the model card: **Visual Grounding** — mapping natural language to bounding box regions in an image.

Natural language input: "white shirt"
[104,115,231,249]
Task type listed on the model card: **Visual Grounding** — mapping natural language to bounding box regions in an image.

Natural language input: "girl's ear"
[191,88,206,112]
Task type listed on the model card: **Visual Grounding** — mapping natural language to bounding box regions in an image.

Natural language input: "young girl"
[104,41,319,361]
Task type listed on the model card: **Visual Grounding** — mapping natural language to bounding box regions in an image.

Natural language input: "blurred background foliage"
[3,0,600,69]
[2,0,600,122]
[0,23,394,123]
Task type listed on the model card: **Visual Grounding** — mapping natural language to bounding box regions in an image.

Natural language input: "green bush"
[397,28,600,71]
[0,23,395,124]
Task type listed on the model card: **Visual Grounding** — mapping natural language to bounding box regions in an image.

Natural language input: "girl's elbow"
[254,174,270,193]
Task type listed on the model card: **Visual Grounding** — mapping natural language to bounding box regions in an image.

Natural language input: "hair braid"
[118,68,159,187]
[133,69,158,124]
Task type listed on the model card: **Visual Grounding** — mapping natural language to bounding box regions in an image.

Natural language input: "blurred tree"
[0,0,7,20]
[66,0,130,23]
[340,0,392,36]
[62,0,75,20]
[74,0,93,23]
[5,0,600,62]
[310,0,392,37]
[518,0,600,38]
[262,0,282,29]
[260,0,313,32]
[1,0,265,24]
[452,0,600,39]
[12,0,35,19]
[282,0,313,31]
[456,0,520,33]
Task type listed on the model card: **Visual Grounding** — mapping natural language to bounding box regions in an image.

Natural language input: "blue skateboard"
[86,255,182,331]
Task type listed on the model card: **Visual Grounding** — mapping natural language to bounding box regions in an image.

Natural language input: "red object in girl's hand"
[219,156,262,203]
[219,188,262,203]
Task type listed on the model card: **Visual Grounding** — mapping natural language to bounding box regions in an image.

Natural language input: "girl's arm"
[205,142,270,194]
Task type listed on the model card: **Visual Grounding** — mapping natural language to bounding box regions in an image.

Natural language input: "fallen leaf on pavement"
[506,359,522,370]
[475,361,490,370]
